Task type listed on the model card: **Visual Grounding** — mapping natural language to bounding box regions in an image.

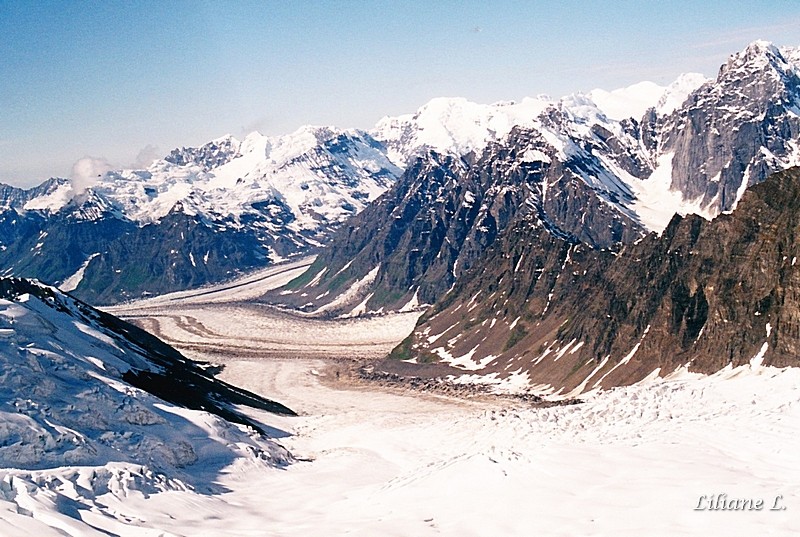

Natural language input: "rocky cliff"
[386,167,800,395]
[273,124,646,315]
[654,41,800,212]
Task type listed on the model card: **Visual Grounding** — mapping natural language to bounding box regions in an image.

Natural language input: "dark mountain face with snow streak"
[275,41,800,317]
[384,166,800,394]
[651,40,800,212]
[274,125,646,315]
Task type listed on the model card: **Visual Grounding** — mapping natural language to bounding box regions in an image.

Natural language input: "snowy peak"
[587,81,666,121]
[110,125,398,232]
[655,72,710,116]
[587,73,708,121]
[261,125,346,167]
[20,126,400,234]
[717,40,799,90]
[723,40,788,73]
[653,40,800,216]
[372,96,552,166]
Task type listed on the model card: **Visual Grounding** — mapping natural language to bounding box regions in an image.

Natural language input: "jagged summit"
[656,41,800,214]
[165,134,242,169]
[721,40,792,76]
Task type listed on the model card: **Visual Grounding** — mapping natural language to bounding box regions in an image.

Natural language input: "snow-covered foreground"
[4,263,799,536]
[211,360,800,537]
[7,356,797,536]
[0,282,291,537]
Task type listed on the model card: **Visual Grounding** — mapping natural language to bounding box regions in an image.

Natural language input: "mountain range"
[262,40,800,394]
[275,40,800,317]
[1,40,799,325]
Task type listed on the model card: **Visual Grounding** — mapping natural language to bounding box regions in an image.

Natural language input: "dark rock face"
[391,167,800,393]
[0,209,269,305]
[273,127,646,314]
[656,41,800,212]
[164,136,241,169]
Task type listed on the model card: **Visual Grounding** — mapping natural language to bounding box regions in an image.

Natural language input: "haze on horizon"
[1,0,799,187]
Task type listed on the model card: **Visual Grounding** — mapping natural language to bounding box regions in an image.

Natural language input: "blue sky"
[2,0,799,186]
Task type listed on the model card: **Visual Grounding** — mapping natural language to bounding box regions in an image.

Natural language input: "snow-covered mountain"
[0,127,400,303]
[371,96,552,166]
[272,41,800,317]
[14,127,400,250]
[587,73,708,121]
[2,40,798,305]
[0,276,292,529]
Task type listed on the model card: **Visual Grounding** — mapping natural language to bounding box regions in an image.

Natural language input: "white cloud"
[70,156,113,195]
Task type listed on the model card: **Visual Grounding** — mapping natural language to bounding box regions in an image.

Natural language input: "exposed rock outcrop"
[273,125,645,314]
[388,167,800,394]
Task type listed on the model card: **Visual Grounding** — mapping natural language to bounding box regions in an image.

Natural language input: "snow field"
[82,357,796,537]
[106,257,800,535]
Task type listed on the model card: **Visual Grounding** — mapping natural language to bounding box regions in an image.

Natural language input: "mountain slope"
[386,167,800,395]
[274,40,800,317]
[0,276,295,534]
[0,128,400,304]
[273,120,648,315]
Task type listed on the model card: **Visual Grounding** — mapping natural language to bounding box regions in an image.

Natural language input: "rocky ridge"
[386,167,800,395]
[275,122,647,315]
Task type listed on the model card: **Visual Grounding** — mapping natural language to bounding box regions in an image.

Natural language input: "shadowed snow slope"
[0,276,293,472]
[0,277,295,533]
